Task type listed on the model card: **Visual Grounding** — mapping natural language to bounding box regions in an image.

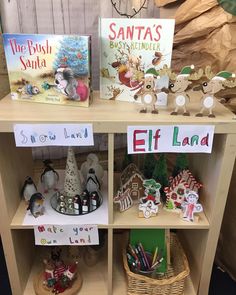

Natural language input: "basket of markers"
[123,233,190,295]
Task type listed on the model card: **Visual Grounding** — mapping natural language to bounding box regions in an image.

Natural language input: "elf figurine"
[181,191,203,222]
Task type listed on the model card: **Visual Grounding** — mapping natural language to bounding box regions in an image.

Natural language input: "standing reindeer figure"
[169,65,203,116]
[114,189,133,212]
[196,69,236,118]
[134,73,159,114]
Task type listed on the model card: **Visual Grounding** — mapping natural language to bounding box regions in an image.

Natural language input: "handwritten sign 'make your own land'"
[34,224,99,246]
[14,124,94,147]
[128,125,215,154]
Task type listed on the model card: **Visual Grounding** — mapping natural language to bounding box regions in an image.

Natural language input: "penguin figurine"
[86,168,100,193]
[21,176,37,203]
[27,192,44,218]
[41,160,59,193]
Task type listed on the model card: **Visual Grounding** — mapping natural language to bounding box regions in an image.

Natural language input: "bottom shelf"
[22,231,196,295]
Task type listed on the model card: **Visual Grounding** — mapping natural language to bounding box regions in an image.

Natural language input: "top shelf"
[0,91,235,133]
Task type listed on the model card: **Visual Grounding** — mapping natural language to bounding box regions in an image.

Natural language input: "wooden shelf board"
[0,91,235,133]
[11,199,109,229]
[113,205,209,229]
[23,247,108,295]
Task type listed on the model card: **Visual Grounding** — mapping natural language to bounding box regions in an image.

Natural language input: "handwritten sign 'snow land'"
[127,125,215,154]
[34,224,99,246]
[14,124,94,147]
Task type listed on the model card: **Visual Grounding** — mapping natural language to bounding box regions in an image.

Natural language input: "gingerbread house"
[164,169,202,209]
[120,163,145,200]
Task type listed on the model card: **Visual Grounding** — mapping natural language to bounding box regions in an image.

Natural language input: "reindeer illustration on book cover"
[100,18,175,103]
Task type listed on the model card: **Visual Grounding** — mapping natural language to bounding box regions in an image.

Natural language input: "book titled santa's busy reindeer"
[3,34,92,107]
[100,18,175,103]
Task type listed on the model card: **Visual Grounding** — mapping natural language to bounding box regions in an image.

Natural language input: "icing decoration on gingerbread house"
[164,169,202,210]
[120,163,145,201]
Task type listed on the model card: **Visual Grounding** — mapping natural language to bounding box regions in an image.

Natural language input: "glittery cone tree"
[64,147,82,198]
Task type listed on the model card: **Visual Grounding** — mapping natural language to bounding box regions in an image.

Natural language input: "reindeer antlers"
[159,64,177,80]
[188,69,204,81]
[205,66,215,80]
[223,79,236,88]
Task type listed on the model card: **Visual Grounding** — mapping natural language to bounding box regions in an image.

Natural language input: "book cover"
[3,34,92,107]
[100,18,175,104]
[129,228,168,273]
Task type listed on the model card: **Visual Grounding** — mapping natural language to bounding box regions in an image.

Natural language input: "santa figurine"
[52,263,77,294]
[181,191,203,222]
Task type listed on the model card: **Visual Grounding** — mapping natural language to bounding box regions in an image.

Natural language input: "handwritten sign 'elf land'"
[127,125,215,154]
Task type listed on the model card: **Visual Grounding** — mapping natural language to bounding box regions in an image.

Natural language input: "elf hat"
[145,68,160,78]
[212,71,236,81]
[177,65,195,78]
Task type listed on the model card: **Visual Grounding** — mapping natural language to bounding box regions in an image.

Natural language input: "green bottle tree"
[152,154,169,199]
[122,153,133,170]
[172,153,189,177]
[143,153,156,179]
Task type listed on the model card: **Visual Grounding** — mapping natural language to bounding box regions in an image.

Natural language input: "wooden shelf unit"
[0,92,236,295]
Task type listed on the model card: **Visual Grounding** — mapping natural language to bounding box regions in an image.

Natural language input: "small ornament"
[169,65,203,116]
[114,189,133,212]
[41,159,59,193]
[58,201,66,214]
[21,176,37,203]
[196,70,236,118]
[133,72,160,114]
[67,198,74,214]
[139,199,158,218]
[142,179,161,205]
[81,190,90,214]
[73,195,82,215]
[181,191,203,222]
[80,153,104,186]
[86,168,100,193]
[27,192,44,218]
[43,259,56,288]
[164,170,202,210]
[90,191,101,211]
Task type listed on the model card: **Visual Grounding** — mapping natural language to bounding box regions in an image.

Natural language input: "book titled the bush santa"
[3,34,92,107]
[100,18,175,104]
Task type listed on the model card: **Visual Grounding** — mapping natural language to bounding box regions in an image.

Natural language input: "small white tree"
[64,147,82,197]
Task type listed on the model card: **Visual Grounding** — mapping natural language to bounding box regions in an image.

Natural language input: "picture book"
[129,228,169,273]
[100,18,175,105]
[3,34,92,107]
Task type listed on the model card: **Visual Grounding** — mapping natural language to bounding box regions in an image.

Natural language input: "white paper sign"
[34,224,99,246]
[14,124,94,147]
[127,125,215,154]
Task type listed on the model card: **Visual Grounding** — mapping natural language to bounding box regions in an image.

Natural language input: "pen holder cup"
[130,252,158,278]
[123,233,190,295]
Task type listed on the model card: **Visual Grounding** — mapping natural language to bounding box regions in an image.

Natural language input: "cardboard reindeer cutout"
[134,71,159,114]
[196,69,236,118]
[169,65,203,116]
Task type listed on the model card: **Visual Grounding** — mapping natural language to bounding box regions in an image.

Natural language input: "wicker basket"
[123,233,190,295]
